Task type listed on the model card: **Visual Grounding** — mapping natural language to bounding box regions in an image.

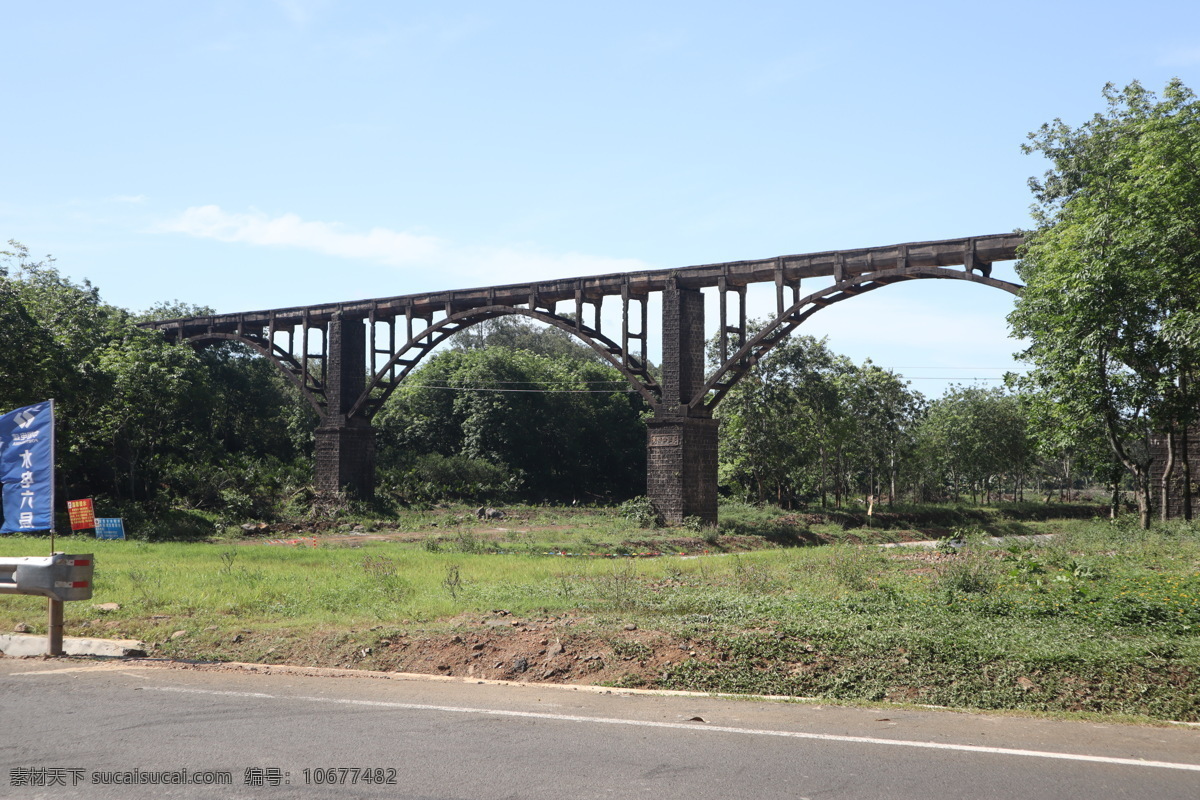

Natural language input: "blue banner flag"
[0,400,56,533]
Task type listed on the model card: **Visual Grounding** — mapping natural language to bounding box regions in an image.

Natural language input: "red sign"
[67,498,95,531]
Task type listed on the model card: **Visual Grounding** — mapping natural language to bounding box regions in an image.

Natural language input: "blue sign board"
[0,401,55,534]
[95,518,126,540]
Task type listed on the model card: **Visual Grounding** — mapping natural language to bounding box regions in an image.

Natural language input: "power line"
[409,384,638,394]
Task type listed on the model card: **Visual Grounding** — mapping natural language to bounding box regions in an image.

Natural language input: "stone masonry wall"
[315,421,376,499]
[646,417,719,525]
[649,282,719,525]
[315,315,375,499]
[1149,429,1200,519]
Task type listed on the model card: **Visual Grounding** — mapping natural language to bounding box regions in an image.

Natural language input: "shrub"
[619,496,661,528]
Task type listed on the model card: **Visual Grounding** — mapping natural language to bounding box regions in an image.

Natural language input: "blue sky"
[5,1,1199,397]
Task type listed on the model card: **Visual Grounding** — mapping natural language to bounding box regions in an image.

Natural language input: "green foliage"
[376,343,646,502]
[381,453,516,504]
[716,332,926,509]
[914,386,1033,503]
[1011,80,1200,527]
[716,501,812,544]
[619,496,661,528]
[825,545,881,591]
[450,315,604,365]
[936,549,1000,598]
[0,242,314,528]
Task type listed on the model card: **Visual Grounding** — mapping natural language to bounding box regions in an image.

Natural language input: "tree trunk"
[1134,467,1152,529]
[1109,472,1120,519]
[888,450,897,509]
[1182,425,1193,521]
[1160,429,1176,523]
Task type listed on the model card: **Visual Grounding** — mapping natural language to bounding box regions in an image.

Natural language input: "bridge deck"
[143,232,1021,336]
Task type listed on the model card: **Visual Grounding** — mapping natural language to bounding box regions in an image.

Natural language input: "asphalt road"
[1,658,1197,799]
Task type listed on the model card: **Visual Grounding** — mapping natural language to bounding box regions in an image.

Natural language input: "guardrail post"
[48,598,64,656]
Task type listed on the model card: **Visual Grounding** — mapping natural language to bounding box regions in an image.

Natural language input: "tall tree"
[915,385,1031,504]
[2,243,313,518]
[1010,80,1200,527]
[377,340,647,502]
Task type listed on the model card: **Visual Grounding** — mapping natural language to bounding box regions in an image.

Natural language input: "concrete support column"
[647,416,719,525]
[314,315,375,500]
[648,280,719,525]
[315,420,376,499]
[661,282,706,408]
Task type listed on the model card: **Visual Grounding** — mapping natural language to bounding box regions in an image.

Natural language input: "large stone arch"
[695,266,1022,412]
[647,266,1022,525]
[349,304,662,419]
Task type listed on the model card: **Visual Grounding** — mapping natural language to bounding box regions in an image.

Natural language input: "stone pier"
[648,281,718,525]
[314,315,375,499]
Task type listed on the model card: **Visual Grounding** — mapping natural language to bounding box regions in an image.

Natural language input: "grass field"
[2,504,1198,722]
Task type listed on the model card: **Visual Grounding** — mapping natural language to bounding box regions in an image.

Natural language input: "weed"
[937,550,999,597]
[731,555,782,594]
[442,564,463,601]
[935,538,960,554]
[127,569,163,608]
[619,496,661,528]
[361,555,397,580]
[454,531,483,553]
[218,549,239,574]
[609,672,648,688]
[826,546,878,592]
[952,525,989,544]
[594,561,645,609]
[611,639,652,660]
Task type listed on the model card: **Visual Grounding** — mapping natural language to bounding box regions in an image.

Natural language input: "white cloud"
[159,205,655,282]
[108,194,147,204]
[160,205,443,266]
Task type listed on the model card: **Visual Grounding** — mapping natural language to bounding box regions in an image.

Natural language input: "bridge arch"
[351,304,661,419]
[692,266,1022,411]
[142,233,1025,523]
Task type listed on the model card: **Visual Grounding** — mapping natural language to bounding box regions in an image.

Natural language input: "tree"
[1010,80,1200,527]
[914,385,1031,504]
[1,242,313,520]
[451,315,604,365]
[1020,386,1122,511]
[376,338,647,502]
[714,332,848,507]
[713,330,924,509]
[835,362,923,508]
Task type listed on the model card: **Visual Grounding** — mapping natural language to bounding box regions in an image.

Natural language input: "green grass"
[2,510,1198,721]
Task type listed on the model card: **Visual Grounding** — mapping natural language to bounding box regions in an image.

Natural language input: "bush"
[382,454,517,504]
[619,496,661,528]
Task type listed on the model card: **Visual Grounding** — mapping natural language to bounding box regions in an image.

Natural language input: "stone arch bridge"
[142,232,1023,524]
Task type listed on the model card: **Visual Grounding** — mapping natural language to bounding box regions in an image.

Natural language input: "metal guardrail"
[0,553,94,655]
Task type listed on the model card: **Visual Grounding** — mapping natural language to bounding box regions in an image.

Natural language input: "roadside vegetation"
[2,509,1196,722]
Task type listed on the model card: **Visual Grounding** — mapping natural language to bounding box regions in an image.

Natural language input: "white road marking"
[147,686,1200,773]
[8,663,140,676]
